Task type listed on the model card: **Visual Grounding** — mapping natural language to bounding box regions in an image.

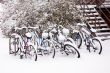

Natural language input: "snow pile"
[0,38,110,73]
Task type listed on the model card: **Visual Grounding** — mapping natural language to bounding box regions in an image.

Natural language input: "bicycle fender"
[66,38,78,47]
[64,41,78,49]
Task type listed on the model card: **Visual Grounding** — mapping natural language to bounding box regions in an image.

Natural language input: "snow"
[0,37,110,73]
[0,3,3,12]
[42,32,48,39]
[62,28,69,36]
[0,0,110,73]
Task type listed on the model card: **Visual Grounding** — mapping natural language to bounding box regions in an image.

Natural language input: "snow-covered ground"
[0,1,110,73]
[0,37,110,73]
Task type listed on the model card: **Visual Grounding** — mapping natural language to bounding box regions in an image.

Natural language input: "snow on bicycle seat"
[15,27,22,30]
[62,28,69,36]
[42,32,48,39]
[11,33,20,38]
[25,32,32,38]
[51,28,57,33]
[77,23,82,26]
[58,34,66,43]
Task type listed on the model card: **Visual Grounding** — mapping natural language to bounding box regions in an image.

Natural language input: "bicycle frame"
[79,25,98,50]
[47,26,79,52]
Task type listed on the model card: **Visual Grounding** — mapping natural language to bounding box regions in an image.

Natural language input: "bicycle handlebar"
[14,26,39,30]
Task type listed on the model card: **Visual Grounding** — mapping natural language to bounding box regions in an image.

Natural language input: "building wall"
[101,8,110,27]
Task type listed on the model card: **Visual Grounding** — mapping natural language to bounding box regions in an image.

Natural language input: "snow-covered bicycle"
[9,28,23,55]
[44,25,80,58]
[9,27,37,61]
[71,23,102,54]
[33,26,56,59]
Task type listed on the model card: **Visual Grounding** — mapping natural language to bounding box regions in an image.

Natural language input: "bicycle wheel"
[9,37,19,55]
[71,32,82,48]
[41,39,55,58]
[64,44,80,58]
[92,38,102,54]
[25,45,37,61]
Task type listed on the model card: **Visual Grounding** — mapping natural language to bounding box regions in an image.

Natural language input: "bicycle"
[9,28,22,55]
[9,27,37,61]
[27,26,56,59]
[45,25,80,58]
[71,23,102,54]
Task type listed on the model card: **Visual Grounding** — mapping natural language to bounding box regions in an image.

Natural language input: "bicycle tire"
[41,39,55,58]
[25,45,37,61]
[92,38,102,54]
[9,37,13,54]
[9,37,19,55]
[64,44,80,58]
[71,32,82,48]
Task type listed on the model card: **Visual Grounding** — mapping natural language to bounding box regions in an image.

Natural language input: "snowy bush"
[35,0,84,29]
[0,0,84,36]
[0,0,38,36]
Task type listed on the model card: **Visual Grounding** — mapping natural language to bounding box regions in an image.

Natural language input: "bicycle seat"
[11,33,20,39]
[42,32,48,39]
[62,28,69,36]
[58,33,66,43]
[51,28,57,33]
[25,32,32,38]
